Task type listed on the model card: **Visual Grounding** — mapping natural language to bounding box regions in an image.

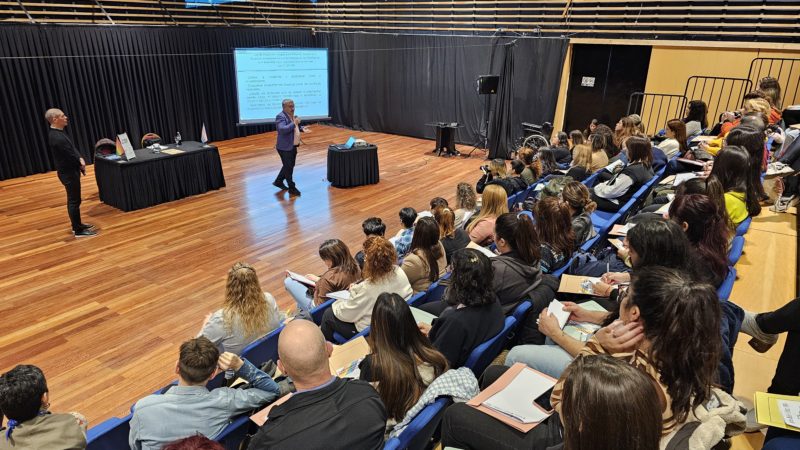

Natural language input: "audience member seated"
[591,136,655,212]
[200,262,284,355]
[401,216,447,293]
[163,436,225,450]
[613,115,642,150]
[489,212,547,312]
[575,217,695,287]
[593,123,619,159]
[614,138,667,173]
[538,148,560,178]
[129,337,280,450]
[476,159,522,196]
[451,354,662,450]
[453,182,478,229]
[355,217,386,269]
[534,197,575,274]
[549,132,572,164]
[508,160,531,194]
[466,184,508,246]
[588,133,610,172]
[441,267,745,450]
[358,293,448,436]
[568,129,584,152]
[433,206,470,263]
[660,119,691,159]
[701,100,770,156]
[393,207,417,258]
[629,113,646,134]
[246,320,387,450]
[321,236,412,341]
[726,125,769,201]
[417,249,504,368]
[565,143,592,182]
[516,147,542,186]
[740,297,800,442]
[561,181,597,244]
[683,99,708,136]
[760,76,783,125]
[667,194,730,287]
[284,240,361,316]
[706,145,762,227]
[583,118,598,138]
[0,365,87,450]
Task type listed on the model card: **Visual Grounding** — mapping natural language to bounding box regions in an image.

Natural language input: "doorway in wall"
[563,44,652,133]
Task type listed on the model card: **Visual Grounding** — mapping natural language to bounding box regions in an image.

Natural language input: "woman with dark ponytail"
[725,126,768,200]
[668,194,731,287]
[706,145,761,226]
[491,212,546,312]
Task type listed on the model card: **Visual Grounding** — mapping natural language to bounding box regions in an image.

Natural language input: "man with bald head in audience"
[247,320,387,450]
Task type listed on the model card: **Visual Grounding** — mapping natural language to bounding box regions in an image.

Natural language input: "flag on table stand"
[115,136,125,155]
[200,123,209,146]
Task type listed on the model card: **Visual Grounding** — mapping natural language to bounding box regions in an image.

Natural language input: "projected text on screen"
[234,48,329,125]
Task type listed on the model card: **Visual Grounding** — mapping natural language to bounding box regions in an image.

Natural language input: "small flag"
[115,137,125,155]
[200,123,209,144]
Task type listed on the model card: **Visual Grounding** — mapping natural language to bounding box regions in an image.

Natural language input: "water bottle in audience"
[175,132,182,146]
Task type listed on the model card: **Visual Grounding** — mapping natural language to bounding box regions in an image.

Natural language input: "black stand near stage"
[427,122,462,157]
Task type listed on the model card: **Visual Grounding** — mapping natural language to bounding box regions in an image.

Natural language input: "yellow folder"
[754,391,800,431]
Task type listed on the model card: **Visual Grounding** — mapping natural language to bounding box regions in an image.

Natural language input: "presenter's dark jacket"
[247,377,387,450]
[48,128,83,173]
[275,111,297,152]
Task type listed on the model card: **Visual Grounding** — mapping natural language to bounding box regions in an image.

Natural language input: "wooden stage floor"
[0,125,486,424]
[0,124,796,446]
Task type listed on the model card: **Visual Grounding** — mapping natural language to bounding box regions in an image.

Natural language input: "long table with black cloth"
[94,141,226,212]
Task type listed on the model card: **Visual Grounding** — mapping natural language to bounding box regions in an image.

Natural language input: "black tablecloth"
[327,144,379,188]
[94,141,225,212]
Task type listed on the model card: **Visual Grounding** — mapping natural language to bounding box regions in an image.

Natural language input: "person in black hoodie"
[418,248,504,368]
[247,320,387,450]
[549,131,573,165]
[44,108,97,237]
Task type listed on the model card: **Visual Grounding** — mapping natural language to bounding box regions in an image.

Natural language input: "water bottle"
[175,132,182,146]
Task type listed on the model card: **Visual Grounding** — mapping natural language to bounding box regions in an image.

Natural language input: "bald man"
[45,108,97,237]
[247,320,387,450]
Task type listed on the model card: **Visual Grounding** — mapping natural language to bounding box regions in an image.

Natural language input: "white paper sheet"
[410,307,437,325]
[326,290,351,301]
[673,172,698,186]
[482,369,555,423]
[287,270,316,286]
[547,299,571,329]
[778,399,800,428]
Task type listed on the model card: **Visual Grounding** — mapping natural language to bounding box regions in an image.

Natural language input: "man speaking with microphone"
[273,99,304,197]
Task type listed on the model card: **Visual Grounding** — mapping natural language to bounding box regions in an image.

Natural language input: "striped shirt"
[550,336,677,436]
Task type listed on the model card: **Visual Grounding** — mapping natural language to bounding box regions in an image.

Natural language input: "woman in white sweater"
[658,119,690,159]
[321,236,412,341]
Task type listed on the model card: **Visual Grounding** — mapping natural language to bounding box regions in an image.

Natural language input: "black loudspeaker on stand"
[468,74,499,157]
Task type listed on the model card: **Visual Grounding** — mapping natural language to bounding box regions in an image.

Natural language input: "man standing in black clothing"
[45,108,97,237]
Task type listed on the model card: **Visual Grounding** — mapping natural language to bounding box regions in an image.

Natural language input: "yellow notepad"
[754,391,800,431]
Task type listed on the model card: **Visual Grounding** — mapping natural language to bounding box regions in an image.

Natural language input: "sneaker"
[741,311,778,353]
[770,195,795,213]
[272,180,289,190]
[74,228,98,238]
[79,223,97,231]
[288,187,301,196]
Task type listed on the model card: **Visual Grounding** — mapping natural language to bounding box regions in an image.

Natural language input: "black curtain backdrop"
[0,25,314,180]
[321,32,567,159]
[0,26,566,180]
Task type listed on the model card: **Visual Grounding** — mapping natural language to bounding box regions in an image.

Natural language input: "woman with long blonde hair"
[614,116,640,149]
[466,184,509,246]
[199,262,284,355]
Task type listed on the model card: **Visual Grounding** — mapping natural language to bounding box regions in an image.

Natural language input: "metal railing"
[626,92,687,136]
[683,76,753,125]
[748,58,800,109]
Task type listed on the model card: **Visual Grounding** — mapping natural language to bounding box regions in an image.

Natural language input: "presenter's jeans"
[284,277,315,312]
[275,147,297,188]
[57,170,82,232]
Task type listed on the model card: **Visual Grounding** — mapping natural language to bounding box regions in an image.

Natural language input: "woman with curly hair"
[418,248,504,368]
[199,262,285,355]
[321,236,412,341]
[453,182,478,229]
[613,116,641,149]
[535,197,576,273]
